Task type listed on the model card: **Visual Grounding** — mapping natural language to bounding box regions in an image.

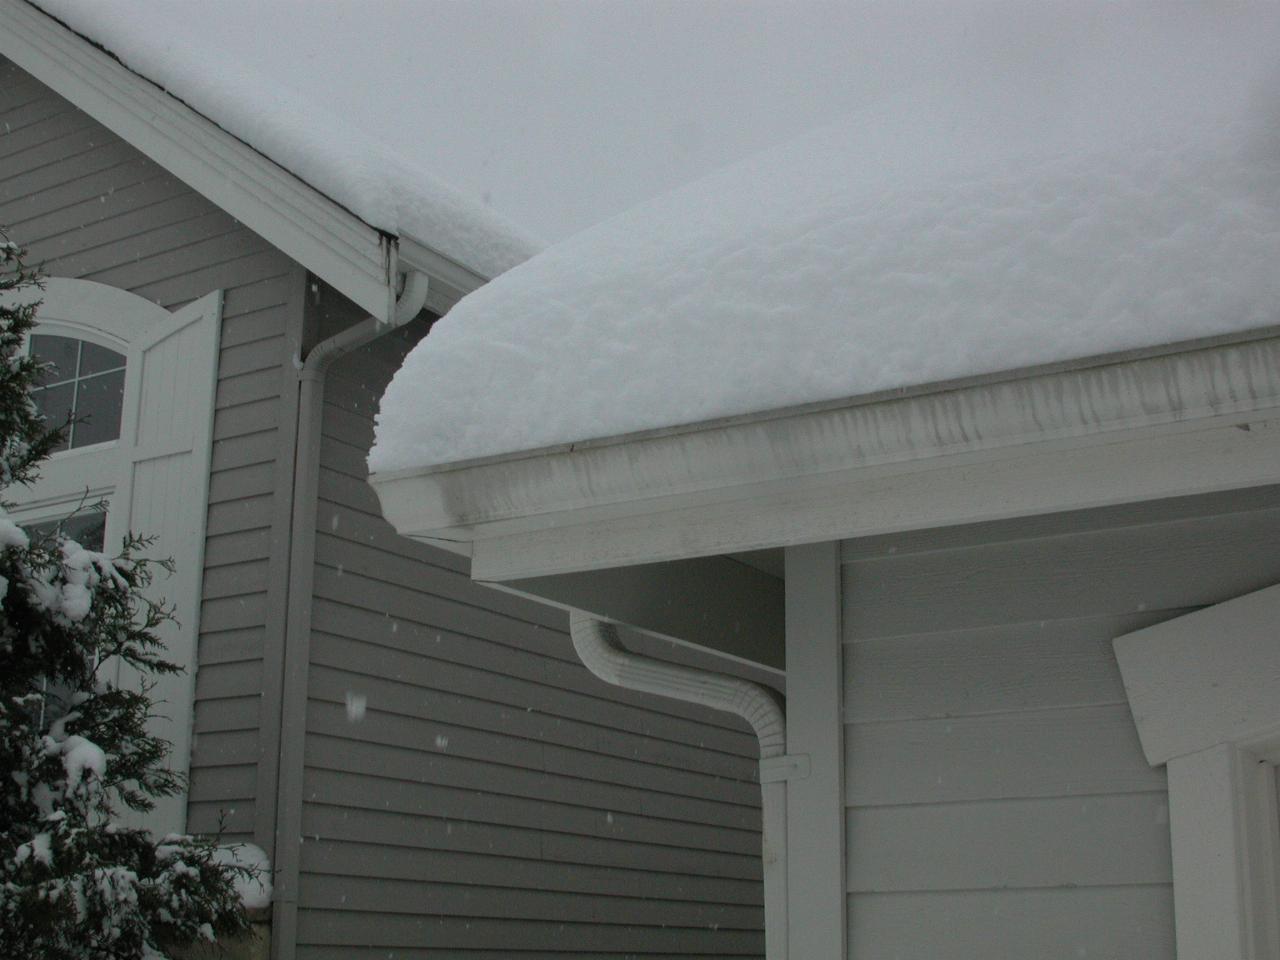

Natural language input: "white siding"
[837,487,1280,958]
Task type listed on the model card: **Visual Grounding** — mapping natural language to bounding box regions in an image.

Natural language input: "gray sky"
[83,1,1279,243]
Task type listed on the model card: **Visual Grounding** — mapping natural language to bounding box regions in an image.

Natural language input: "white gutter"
[371,328,1280,580]
[371,326,1280,547]
[271,268,429,960]
[568,612,795,960]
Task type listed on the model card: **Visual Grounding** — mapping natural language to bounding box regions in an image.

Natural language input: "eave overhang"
[372,326,1280,582]
[2,1,492,320]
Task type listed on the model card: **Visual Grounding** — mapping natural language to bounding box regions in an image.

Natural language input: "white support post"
[1167,744,1280,960]
[784,541,846,958]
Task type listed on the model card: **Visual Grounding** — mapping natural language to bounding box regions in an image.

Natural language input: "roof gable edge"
[2,0,395,320]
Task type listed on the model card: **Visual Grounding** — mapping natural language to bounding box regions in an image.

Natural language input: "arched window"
[10,277,223,838]
[29,332,127,451]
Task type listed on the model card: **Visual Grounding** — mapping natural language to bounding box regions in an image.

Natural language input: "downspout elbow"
[568,611,786,759]
[301,270,430,380]
[568,610,790,959]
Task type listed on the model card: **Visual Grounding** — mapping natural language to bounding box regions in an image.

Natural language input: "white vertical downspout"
[270,267,429,960]
[567,612,793,959]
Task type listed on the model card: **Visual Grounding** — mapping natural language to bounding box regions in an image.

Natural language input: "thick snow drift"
[34,1,539,278]
[372,12,1280,473]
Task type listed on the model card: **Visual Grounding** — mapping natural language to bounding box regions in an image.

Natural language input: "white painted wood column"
[1167,745,1280,960]
[784,541,847,958]
[1115,583,1280,960]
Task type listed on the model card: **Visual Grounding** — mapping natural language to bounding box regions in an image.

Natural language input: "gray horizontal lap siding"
[839,487,1280,959]
[300,287,764,957]
[0,57,303,842]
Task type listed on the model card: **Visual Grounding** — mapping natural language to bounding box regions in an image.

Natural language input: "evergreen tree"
[0,237,254,959]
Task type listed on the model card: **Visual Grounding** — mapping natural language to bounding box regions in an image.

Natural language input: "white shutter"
[111,290,222,836]
[6,279,222,837]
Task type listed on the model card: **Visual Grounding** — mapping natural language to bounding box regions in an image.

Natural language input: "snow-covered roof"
[371,25,1280,474]
[31,1,540,280]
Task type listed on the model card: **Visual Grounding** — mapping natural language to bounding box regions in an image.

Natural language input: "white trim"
[1115,585,1280,960]
[453,414,1280,580]
[783,542,846,959]
[1114,584,1280,766]
[1166,745,1280,960]
[1,0,398,321]
[24,275,172,337]
[27,320,127,355]
[372,331,1280,576]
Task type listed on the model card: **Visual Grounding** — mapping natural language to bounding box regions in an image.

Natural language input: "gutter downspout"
[568,612,793,960]
[271,268,430,960]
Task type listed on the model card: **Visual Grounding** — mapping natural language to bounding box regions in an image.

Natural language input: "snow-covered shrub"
[0,237,254,959]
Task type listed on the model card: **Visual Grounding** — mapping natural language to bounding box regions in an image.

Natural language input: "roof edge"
[371,328,1280,575]
[4,0,398,319]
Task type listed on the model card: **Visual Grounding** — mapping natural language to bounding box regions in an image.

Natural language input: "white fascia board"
[371,329,1280,578]
[2,0,396,321]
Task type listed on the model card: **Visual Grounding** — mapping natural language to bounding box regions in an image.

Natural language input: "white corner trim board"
[782,543,846,960]
[1114,584,1280,960]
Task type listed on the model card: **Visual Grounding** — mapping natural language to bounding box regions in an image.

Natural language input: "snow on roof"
[371,18,1280,474]
[32,1,540,279]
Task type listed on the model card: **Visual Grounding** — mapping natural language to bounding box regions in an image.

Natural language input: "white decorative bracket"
[760,753,811,783]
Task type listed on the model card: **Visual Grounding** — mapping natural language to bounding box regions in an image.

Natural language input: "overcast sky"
[62,1,1280,244]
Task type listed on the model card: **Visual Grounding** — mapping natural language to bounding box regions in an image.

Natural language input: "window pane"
[30,334,80,387]
[72,370,125,447]
[25,511,107,552]
[78,341,126,377]
[32,381,74,451]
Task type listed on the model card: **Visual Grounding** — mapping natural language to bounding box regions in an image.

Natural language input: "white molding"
[1115,585,1280,960]
[373,331,1280,577]
[1114,584,1280,766]
[1,0,397,321]
[21,277,172,340]
[783,542,846,958]
[1166,745,1280,960]
[456,414,1280,580]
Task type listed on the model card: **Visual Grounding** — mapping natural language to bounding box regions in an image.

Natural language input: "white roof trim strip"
[372,331,1280,575]
[2,0,396,319]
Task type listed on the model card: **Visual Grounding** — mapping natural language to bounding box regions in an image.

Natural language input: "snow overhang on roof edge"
[370,326,1280,579]
[2,1,496,321]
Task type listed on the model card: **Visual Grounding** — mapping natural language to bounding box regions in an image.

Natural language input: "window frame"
[6,295,151,546]
[1114,583,1280,960]
[27,324,129,453]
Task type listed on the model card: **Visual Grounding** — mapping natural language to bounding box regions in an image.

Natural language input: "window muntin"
[29,334,126,451]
